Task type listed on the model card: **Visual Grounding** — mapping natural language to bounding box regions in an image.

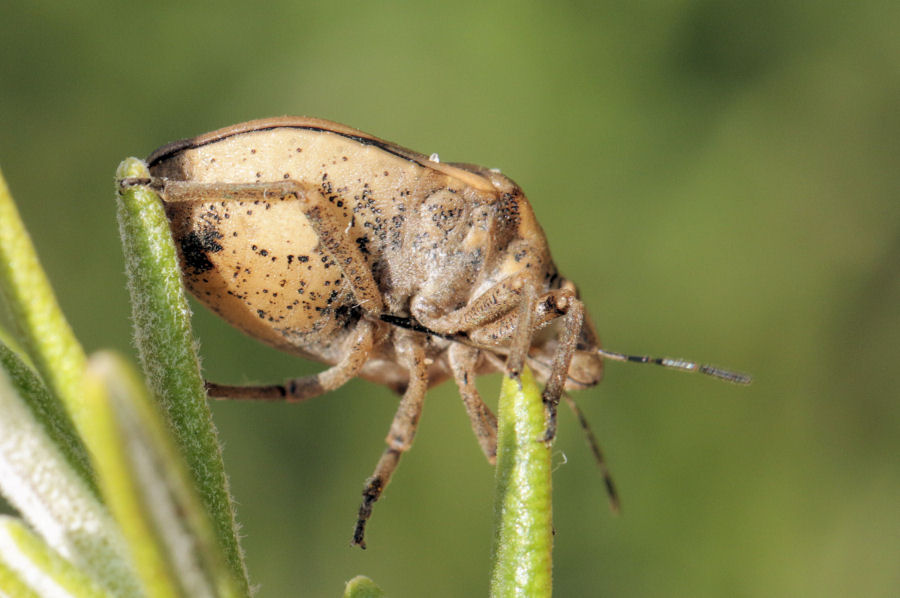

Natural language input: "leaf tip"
[116,157,150,181]
[343,575,385,598]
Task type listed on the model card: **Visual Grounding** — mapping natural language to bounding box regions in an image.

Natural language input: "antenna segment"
[596,349,753,385]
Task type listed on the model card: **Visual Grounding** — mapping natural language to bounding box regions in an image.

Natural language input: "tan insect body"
[134,116,750,547]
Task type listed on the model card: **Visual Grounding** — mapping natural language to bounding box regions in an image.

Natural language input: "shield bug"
[128,117,750,548]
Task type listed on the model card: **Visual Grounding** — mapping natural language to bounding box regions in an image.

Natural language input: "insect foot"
[143,117,750,547]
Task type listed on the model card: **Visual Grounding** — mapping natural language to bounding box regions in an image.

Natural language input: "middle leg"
[448,343,498,464]
[352,330,429,548]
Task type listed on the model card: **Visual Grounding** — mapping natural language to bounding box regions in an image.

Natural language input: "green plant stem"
[0,167,90,443]
[489,366,553,597]
[115,158,250,594]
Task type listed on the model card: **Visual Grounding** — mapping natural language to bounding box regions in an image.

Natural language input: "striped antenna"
[596,349,752,385]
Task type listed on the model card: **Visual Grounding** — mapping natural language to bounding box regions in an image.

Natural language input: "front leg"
[413,268,586,444]
[410,270,533,335]
[540,298,584,443]
[467,288,577,346]
[411,270,543,387]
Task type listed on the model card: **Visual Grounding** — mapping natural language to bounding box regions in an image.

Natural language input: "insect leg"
[467,288,576,346]
[505,281,538,381]
[410,270,533,334]
[353,331,428,548]
[448,343,498,463]
[415,273,583,443]
[467,287,588,443]
[145,178,385,314]
[541,298,584,443]
[206,319,375,401]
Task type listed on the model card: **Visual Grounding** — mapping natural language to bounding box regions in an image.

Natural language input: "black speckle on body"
[179,227,224,274]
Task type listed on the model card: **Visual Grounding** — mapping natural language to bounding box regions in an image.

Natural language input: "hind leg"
[205,319,375,401]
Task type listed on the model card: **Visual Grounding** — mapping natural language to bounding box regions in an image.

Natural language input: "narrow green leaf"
[0,559,42,598]
[489,367,553,598]
[343,575,386,598]
[0,364,141,597]
[0,516,109,597]
[81,356,186,598]
[115,158,249,594]
[0,325,33,369]
[83,352,245,598]
[0,339,95,495]
[0,167,90,443]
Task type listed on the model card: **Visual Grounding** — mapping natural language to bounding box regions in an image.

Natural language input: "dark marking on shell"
[179,228,224,274]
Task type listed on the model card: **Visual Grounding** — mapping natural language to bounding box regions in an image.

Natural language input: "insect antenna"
[563,393,619,513]
[595,348,752,385]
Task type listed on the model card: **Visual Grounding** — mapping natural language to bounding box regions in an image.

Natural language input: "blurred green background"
[2,1,898,596]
